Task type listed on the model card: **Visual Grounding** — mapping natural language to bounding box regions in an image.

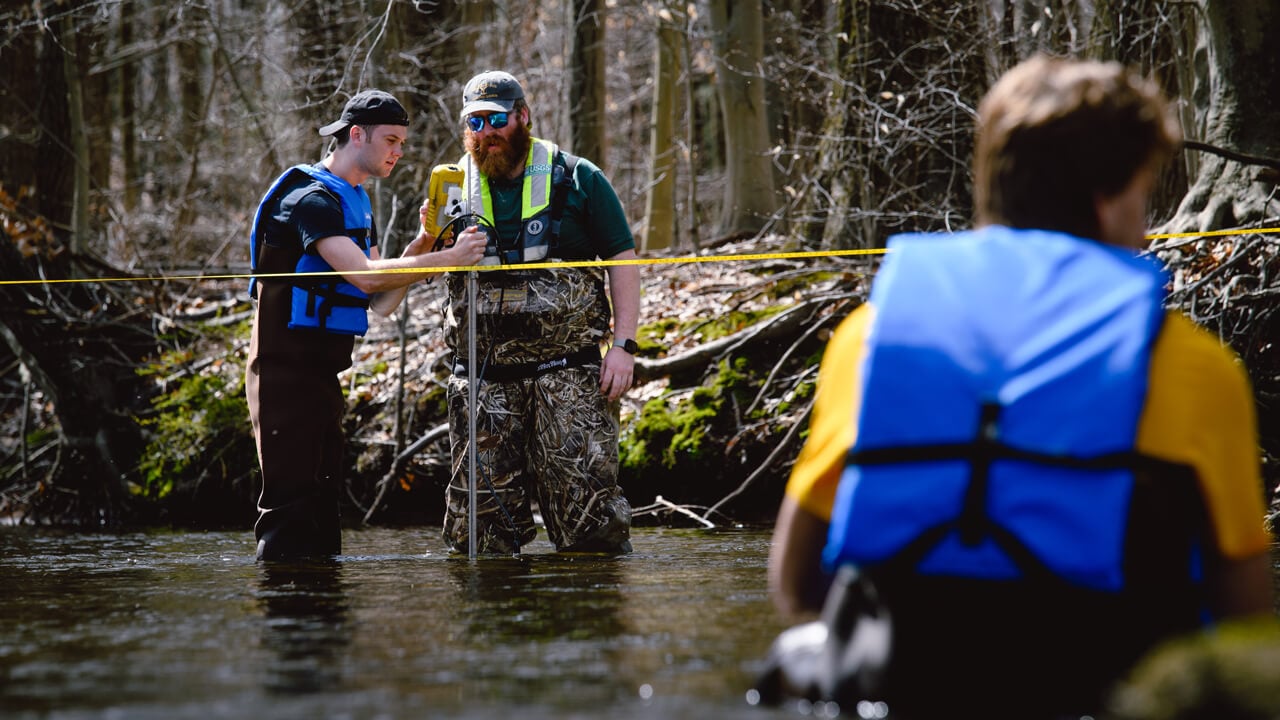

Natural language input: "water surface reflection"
[259,560,351,695]
[0,526,788,719]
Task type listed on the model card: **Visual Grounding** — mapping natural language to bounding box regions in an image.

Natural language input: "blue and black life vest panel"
[249,164,372,336]
[824,226,1180,594]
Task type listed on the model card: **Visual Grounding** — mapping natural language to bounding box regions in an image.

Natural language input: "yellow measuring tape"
[1145,226,1280,241]
[0,247,886,286]
[2,227,1277,287]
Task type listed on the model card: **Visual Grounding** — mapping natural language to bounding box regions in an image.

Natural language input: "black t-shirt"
[262,167,379,258]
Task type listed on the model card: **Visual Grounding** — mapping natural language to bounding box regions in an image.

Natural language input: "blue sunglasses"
[466,112,510,132]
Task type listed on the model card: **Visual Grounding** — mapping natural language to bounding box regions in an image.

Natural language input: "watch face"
[619,339,638,354]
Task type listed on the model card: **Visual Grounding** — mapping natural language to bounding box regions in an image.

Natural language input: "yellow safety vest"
[461,137,560,265]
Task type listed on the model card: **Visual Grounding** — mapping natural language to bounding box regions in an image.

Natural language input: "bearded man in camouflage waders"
[438,71,640,554]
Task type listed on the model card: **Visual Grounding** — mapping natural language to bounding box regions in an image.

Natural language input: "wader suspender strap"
[500,149,578,259]
[547,151,579,252]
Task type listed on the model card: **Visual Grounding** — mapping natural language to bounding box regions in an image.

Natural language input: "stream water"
[0,525,797,719]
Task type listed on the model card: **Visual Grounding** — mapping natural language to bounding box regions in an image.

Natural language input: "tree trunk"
[175,4,211,232]
[642,3,681,253]
[1165,0,1280,232]
[798,1,985,249]
[681,7,700,253]
[61,15,91,260]
[568,0,607,165]
[1156,0,1280,509]
[460,0,492,70]
[118,0,141,213]
[708,0,778,238]
[0,231,155,525]
[81,15,111,232]
[796,0,857,248]
[289,0,353,103]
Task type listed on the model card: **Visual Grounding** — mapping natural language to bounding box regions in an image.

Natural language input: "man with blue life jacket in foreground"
[758,56,1274,717]
[247,90,487,561]
[430,71,639,555]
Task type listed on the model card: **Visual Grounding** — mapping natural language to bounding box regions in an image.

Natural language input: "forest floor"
[2,232,1277,530]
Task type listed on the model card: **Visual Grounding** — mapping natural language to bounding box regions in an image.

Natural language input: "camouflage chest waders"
[442,266,632,554]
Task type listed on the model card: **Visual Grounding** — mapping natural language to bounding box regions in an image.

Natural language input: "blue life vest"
[249,164,372,336]
[824,226,1176,594]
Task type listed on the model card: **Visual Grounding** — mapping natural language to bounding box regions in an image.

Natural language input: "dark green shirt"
[485,155,634,261]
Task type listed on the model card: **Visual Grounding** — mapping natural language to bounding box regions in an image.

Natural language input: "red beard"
[465,122,532,179]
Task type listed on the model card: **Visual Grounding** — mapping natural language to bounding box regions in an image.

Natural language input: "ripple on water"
[0,525,788,720]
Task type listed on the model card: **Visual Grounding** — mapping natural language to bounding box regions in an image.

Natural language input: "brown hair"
[512,98,531,129]
[333,124,365,148]
[973,55,1181,240]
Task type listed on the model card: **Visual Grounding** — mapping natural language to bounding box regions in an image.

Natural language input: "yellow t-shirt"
[786,304,1271,560]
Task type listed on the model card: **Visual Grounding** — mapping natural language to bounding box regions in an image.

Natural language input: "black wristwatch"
[613,338,638,355]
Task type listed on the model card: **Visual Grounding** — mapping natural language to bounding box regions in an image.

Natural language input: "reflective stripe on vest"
[823,226,1169,592]
[462,138,558,264]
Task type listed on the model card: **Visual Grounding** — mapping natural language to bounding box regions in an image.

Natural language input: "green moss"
[1109,617,1280,719]
[23,427,58,447]
[699,306,787,342]
[638,317,682,347]
[415,380,450,419]
[135,342,251,500]
[762,270,841,298]
[776,378,816,415]
[636,306,788,350]
[620,358,757,473]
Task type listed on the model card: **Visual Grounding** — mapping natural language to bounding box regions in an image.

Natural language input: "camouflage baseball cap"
[460,71,524,119]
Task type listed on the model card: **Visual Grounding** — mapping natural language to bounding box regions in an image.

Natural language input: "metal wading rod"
[466,270,479,560]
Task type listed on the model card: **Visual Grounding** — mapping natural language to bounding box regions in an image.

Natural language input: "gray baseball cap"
[460,71,524,119]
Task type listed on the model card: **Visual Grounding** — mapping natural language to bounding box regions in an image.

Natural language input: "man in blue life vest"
[759,56,1274,717]
[433,71,640,555]
[247,90,487,561]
